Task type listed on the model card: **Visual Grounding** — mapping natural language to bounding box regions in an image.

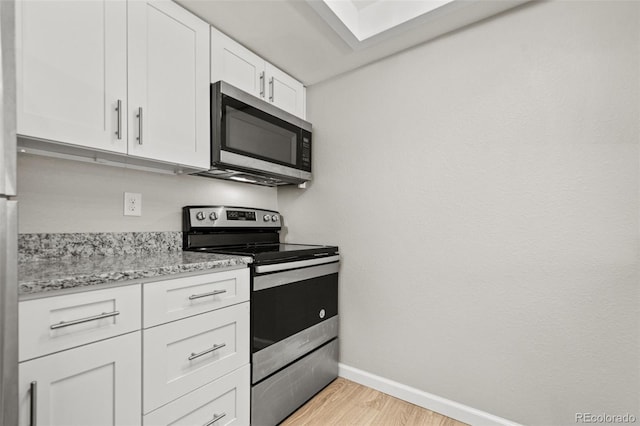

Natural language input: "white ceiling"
[176,0,530,86]
[351,0,379,12]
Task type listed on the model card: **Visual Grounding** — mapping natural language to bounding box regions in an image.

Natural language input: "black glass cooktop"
[193,243,339,265]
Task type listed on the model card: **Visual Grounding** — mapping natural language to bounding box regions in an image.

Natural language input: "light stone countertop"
[19,250,252,297]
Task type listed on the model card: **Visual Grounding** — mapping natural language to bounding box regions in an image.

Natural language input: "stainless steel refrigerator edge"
[0,0,18,425]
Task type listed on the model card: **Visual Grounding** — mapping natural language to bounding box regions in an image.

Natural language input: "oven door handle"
[254,255,340,274]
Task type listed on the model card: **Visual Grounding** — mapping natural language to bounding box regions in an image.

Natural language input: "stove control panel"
[263,214,279,223]
[184,206,281,229]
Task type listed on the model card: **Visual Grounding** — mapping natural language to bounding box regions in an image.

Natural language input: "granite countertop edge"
[18,252,253,297]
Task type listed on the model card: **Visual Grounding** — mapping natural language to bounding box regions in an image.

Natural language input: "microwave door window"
[226,106,297,165]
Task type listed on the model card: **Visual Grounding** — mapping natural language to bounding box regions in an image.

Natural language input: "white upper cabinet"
[128,1,210,169]
[16,0,211,171]
[265,63,306,120]
[211,28,265,99]
[16,0,128,154]
[211,27,306,119]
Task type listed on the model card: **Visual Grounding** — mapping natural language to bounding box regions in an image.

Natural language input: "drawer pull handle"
[204,412,226,426]
[188,343,226,361]
[50,311,120,330]
[189,289,227,300]
[30,381,37,426]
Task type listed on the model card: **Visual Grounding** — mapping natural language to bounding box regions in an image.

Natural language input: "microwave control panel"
[301,133,311,171]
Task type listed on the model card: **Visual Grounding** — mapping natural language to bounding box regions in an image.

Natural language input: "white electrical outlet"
[124,192,142,217]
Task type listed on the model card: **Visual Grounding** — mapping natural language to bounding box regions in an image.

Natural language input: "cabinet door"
[265,63,306,118]
[210,28,265,99]
[19,332,141,426]
[128,0,210,169]
[16,0,127,153]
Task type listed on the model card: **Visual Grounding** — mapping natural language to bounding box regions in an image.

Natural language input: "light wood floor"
[280,378,468,426]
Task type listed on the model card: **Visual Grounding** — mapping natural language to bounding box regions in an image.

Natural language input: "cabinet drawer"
[19,285,141,361]
[143,302,249,413]
[143,269,249,328]
[143,364,249,426]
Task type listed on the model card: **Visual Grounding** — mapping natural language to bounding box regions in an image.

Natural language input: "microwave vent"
[194,168,293,187]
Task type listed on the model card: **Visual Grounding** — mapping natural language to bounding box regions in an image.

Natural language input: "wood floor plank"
[280,378,468,426]
[371,396,415,425]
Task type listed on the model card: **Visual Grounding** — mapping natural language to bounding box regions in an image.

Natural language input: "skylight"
[307,0,457,48]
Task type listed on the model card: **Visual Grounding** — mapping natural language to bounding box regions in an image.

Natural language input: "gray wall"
[17,154,277,233]
[278,1,639,424]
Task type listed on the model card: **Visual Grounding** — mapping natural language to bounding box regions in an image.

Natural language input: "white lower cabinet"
[143,364,250,426]
[18,268,251,425]
[19,284,141,362]
[143,302,250,413]
[143,269,250,328]
[19,331,142,426]
[142,270,250,420]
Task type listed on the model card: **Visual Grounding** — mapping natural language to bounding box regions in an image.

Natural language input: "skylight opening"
[321,0,457,42]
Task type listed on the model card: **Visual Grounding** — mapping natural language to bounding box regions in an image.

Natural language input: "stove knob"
[263,214,271,222]
[195,211,205,221]
[209,212,218,221]
[271,215,279,222]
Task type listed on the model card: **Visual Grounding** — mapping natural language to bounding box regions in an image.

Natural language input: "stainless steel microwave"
[196,81,312,186]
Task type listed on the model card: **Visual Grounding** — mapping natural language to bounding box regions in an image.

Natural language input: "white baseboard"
[338,363,522,426]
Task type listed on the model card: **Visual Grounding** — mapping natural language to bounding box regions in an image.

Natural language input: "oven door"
[251,256,339,384]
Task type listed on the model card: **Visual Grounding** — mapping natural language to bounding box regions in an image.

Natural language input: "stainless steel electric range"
[183,205,339,426]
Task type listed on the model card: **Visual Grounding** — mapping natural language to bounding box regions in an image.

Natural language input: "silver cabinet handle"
[115,99,122,140]
[259,71,265,97]
[136,107,143,145]
[188,343,226,361]
[203,413,226,426]
[30,381,37,426]
[188,289,226,300]
[269,77,274,102]
[50,311,120,330]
